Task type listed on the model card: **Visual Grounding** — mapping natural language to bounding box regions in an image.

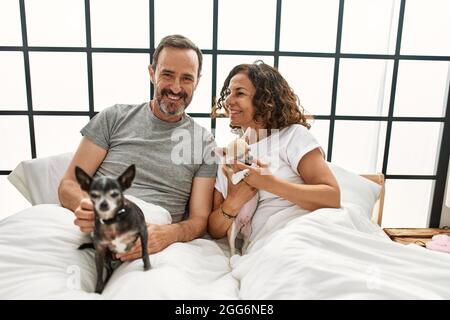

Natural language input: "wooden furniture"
[383,228,450,246]
[361,173,385,226]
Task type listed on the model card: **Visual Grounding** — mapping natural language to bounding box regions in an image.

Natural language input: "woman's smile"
[229,109,243,116]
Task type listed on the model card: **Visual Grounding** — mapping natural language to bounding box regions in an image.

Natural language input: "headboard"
[361,174,385,226]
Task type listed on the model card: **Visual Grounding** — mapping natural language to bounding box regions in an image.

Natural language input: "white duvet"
[0,200,449,299]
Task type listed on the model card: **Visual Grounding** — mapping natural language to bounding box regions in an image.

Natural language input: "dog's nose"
[99,201,109,211]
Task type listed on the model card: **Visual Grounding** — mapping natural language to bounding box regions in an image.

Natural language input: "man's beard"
[156,88,190,116]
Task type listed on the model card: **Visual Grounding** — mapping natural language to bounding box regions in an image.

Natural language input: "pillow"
[7,152,73,205]
[327,162,381,218]
[7,153,381,219]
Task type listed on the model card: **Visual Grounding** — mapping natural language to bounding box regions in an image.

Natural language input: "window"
[0,176,30,221]
[383,180,434,227]
[155,0,212,50]
[387,122,442,175]
[280,0,339,53]
[90,0,149,48]
[278,57,335,116]
[394,60,449,117]
[0,0,448,227]
[0,116,31,169]
[333,120,387,173]
[401,0,450,56]
[30,52,88,111]
[34,116,89,158]
[0,0,22,46]
[309,119,330,156]
[0,52,27,110]
[341,0,400,54]
[25,0,86,47]
[336,58,393,116]
[218,0,276,51]
[189,55,212,114]
[92,53,150,111]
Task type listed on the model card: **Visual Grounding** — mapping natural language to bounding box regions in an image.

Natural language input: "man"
[58,35,217,261]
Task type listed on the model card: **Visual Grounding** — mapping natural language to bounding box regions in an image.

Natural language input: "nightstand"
[383,228,450,247]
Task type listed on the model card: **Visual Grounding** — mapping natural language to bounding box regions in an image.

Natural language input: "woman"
[208,61,340,242]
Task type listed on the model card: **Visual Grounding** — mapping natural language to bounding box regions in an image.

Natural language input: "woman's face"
[224,72,257,130]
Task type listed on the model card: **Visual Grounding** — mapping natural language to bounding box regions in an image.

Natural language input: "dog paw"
[95,286,104,294]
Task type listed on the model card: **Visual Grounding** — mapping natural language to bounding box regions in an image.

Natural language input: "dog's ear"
[75,166,92,192]
[118,164,135,190]
[213,147,227,158]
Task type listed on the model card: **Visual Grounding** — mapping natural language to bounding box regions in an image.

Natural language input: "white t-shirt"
[215,124,325,237]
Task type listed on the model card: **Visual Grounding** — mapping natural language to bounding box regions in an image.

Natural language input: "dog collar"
[99,208,128,225]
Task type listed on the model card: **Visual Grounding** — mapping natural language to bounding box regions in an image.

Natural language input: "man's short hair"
[152,34,203,78]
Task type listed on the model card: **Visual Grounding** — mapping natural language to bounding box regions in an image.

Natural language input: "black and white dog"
[75,164,150,294]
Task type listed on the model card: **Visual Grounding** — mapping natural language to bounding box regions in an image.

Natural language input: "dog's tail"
[78,242,95,250]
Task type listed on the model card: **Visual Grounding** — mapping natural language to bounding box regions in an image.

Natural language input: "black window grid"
[0,0,449,227]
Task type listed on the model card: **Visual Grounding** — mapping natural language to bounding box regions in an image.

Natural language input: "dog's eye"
[110,192,119,198]
[90,192,99,199]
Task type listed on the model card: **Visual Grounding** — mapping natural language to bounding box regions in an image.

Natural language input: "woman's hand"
[222,166,257,215]
[233,159,275,191]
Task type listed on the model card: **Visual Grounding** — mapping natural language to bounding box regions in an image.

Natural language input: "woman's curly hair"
[212,61,311,133]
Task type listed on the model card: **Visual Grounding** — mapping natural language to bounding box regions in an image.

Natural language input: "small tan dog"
[215,135,259,255]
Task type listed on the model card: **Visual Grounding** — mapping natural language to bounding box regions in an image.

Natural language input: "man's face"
[150,47,199,117]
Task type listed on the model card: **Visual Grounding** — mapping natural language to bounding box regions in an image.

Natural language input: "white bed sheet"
[232,204,450,299]
[0,204,237,300]
[0,201,449,299]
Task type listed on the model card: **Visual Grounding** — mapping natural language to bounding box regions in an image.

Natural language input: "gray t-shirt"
[80,102,217,223]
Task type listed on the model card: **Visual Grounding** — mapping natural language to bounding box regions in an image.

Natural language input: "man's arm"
[117,176,215,260]
[170,176,215,242]
[59,137,107,211]
[58,137,107,232]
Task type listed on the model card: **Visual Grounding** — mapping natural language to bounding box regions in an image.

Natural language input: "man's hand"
[116,224,177,261]
[74,198,95,233]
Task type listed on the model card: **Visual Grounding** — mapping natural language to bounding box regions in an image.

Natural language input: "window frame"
[0,0,448,227]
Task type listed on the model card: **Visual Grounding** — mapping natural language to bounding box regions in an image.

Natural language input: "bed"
[1,154,449,299]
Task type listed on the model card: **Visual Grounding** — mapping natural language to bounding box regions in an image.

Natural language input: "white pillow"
[7,153,381,219]
[327,162,381,218]
[7,153,173,228]
[7,152,73,205]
